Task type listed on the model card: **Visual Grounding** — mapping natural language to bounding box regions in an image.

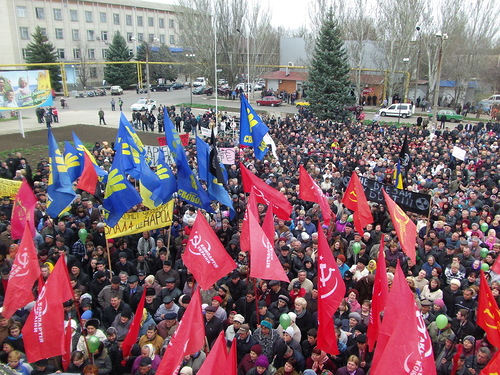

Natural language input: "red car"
[256,96,282,107]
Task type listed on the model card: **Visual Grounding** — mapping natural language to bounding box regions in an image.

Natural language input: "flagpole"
[101,209,113,277]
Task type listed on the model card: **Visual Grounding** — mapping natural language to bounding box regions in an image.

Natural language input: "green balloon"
[481,263,490,272]
[87,335,100,353]
[435,314,448,330]
[78,228,88,242]
[480,248,489,259]
[352,242,361,255]
[279,313,291,330]
[347,215,354,223]
[481,223,489,233]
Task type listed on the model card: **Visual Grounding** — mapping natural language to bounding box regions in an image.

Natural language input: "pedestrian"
[44,108,53,129]
[52,107,59,123]
[98,108,106,125]
[118,98,123,111]
[111,98,116,111]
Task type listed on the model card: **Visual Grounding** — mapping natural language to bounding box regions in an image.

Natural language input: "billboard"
[0,70,53,111]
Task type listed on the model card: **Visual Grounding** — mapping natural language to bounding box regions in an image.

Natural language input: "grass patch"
[0,116,30,122]
[0,142,95,163]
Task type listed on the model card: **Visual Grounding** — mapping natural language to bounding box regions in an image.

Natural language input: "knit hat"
[349,312,362,322]
[433,299,445,309]
[255,355,269,368]
[233,314,245,324]
[260,320,272,329]
[81,310,93,320]
[250,344,262,356]
[464,335,475,344]
[179,367,193,375]
[284,327,294,337]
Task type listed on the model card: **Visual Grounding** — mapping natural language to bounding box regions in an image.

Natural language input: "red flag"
[450,344,463,375]
[3,224,41,319]
[76,151,98,195]
[371,262,435,375]
[240,162,292,220]
[240,188,259,252]
[491,256,500,275]
[22,254,74,363]
[367,235,389,352]
[248,208,289,283]
[62,320,73,371]
[478,270,500,347]
[122,288,147,357]
[183,212,237,290]
[11,179,37,240]
[317,224,345,355]
[341,172,373,235]
[197,332,228,375]
[226,338,237,375]
[480,350,500,374]
[299,165,334,225]
[262,203,275,244]
[155,288,205,375]
[382,189,416,263]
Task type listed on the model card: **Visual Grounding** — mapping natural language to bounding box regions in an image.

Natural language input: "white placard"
[144,145,174,166]
[452,146,466,161]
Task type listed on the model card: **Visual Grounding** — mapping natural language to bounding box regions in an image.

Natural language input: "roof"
[260,71,309,81]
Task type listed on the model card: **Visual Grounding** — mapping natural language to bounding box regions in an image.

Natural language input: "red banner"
[299,165,333,225]
[11,179,37,240]
[342,172,373,235]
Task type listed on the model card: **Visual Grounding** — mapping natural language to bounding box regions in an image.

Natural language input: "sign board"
[144,145,174,166]
[218,148,236,165]
[452,146,466,161]
[0,70,53,110]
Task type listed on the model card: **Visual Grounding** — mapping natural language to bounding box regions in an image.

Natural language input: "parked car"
[437,109,463,122]
[256,96,282,107]
[110,86,123,95]
[193,77,207,87]
[378,103,413,118]
[192,86,207,95]
[295,101,310,108]
[151,83,173,92]
[130,98,157,111]
[254,82,265,91]
[172,82,184,90]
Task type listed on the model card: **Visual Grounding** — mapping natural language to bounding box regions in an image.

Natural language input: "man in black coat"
[204,306,223,349]
[122,275,144,311]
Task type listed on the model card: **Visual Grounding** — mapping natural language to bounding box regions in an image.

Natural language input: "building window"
[85,11,93,23]
[54,8,62,20]
[16,6,27,17]
[72,29,80,41]
[137,16,143,26]
[88,49,95,60]
[159,18,164,29]
[169,19,174,29]
[100,12,107,23]
[126,14,132,26]
[101,31,108,41]
[35,7,45,19]
[40,28,47,36]
[70,10,78,21]
[113,13,120,25]
[55,28,64,39]
[159,34,165,44]
[137,33,143,42]
[73,49,81,59]
[20,27,29,40]
[127,32,133,42]
[148,34,155,43]
[90,67,97,78]
[22,49,28,59]
[102,49,108,59]
[148,17,154,27]
[57,48,65,59]
[169,35,175,44]
[87,30,95,41]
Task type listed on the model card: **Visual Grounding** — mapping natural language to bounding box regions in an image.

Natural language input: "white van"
[192,77,207,87]
[378,103,413,118]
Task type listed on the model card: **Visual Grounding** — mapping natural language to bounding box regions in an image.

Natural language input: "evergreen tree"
[136,43,177,82]
[25,26,62,92]
[307,9,354,120]
[104,32,136,88]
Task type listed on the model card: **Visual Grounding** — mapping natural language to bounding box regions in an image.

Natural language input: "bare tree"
[75,42,91,89]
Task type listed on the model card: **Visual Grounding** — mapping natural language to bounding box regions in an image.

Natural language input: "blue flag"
[102,148,142,227]
[138,154,163,209]
[208,130,234,217]
[47,129,76,218]
[155,148,177,204]
[164,113,214,212]
[72,133,108,179]
[116,115,145,179]
[196,136,210,183]
[239,95,270,160]
[63,141,83,183]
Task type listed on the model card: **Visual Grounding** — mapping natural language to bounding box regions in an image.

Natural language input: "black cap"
[111,276,120,284]
[162,296,173,304]
[119,252,127,259]
[140,357,152,366]
[356,334,367,343]
[164,312,177,320]
[163,260,172,266]
[146,288,156,296]
[121,308,133,319]
[258,300,267,308]
[128,275,138,284]
[165,277,175,284]
[95,271,106,279]
[138,270,146,276]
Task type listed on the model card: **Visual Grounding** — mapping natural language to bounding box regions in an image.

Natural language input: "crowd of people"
[0,102,499,375]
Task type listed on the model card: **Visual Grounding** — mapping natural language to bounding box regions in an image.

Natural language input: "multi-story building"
[1,0,184,86]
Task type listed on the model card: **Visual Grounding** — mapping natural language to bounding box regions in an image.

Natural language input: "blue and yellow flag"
[138,154,163,209]
[208,130,234,217]
[102,148,142,228]
[47,129,76,218]
[115,113,145,179]
[155,148,176,204]
[72,133,108,179]
[63,141,83,183]
[394,161,404,189]
[239,95,270,160]
[164,112,214,213]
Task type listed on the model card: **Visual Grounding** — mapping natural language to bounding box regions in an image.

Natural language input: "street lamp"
[433,33,448,125]
[413,26,421,106]
[186,53,195,105]
[398,58,410,124]
[236,27,250,96]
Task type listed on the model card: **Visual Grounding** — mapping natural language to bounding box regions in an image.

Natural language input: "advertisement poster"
[0,70,53,111]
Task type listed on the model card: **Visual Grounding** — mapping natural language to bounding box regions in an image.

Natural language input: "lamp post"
[413,26,421,106]
[236,27,250,96]
[398,58,410,125]
[145,37,159,101]
[433,33,448,125]
[186,53,195,105]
